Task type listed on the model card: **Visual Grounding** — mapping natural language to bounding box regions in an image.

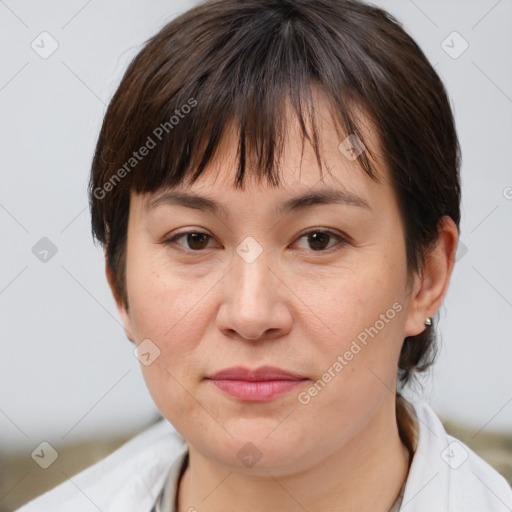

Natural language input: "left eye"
[162,229,348,252]
[295,229,347,251]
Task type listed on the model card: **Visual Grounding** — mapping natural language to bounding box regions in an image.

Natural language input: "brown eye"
[186,233,210,250]
[294,229,348,252]
[306,231,331,251]
[164,231,214,251]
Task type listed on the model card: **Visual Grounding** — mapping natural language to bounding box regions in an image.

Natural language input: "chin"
[191,430,313,475]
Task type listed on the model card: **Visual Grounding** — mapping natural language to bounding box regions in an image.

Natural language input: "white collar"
[401,401,512,511]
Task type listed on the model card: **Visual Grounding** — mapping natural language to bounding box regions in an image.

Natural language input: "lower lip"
[207,379,306,402]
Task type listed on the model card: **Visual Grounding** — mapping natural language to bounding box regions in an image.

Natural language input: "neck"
[177,395,412,512]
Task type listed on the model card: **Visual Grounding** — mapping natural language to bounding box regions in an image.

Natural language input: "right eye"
[161,231,217,252]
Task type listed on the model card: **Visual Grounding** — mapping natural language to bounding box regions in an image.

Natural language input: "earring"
[424,317,432,326]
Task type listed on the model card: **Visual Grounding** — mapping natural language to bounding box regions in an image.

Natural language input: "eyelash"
[160,228,349,254]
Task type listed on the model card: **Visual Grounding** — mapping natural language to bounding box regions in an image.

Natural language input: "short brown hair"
[89,0,461,394]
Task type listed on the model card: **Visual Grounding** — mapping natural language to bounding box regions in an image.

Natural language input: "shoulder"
[15,418,187,512]
[402,400,512,512]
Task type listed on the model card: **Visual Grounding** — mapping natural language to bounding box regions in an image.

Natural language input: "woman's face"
[114,95,430,476]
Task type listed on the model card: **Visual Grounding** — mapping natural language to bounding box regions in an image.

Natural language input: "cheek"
[295,262,407,407]
[125,252,217,401]
[125,248,206,341]
[294,291,405,456]
[296,258,405,350]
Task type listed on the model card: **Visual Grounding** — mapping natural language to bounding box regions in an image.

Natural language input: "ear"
[404,216,459,337]
[104,251,136,344]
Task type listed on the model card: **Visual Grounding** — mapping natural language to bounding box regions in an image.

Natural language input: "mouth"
[205,365,308,402]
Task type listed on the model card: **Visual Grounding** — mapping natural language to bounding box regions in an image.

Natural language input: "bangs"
[112,1,381,197]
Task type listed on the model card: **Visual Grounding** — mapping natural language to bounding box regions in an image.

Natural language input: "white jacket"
[16,401,512,511]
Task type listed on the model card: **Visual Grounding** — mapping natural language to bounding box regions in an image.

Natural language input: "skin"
[107,89,458,512]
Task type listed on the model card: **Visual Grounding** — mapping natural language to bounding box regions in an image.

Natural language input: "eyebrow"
[146,188,371,217]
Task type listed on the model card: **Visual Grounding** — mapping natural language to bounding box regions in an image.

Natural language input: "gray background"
[1,0,511,457]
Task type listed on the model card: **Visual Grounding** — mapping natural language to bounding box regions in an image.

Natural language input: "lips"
[205,366,307,402]
[206,365,306,381]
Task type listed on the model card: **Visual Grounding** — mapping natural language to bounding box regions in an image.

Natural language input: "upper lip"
[206,365,306,381]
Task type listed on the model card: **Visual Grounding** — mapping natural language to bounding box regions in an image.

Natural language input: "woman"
[18,0,512,510]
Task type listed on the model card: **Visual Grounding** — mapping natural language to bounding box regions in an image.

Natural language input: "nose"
[215,249,293,342]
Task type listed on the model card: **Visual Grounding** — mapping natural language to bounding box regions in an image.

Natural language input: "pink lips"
[206,365,307,402]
